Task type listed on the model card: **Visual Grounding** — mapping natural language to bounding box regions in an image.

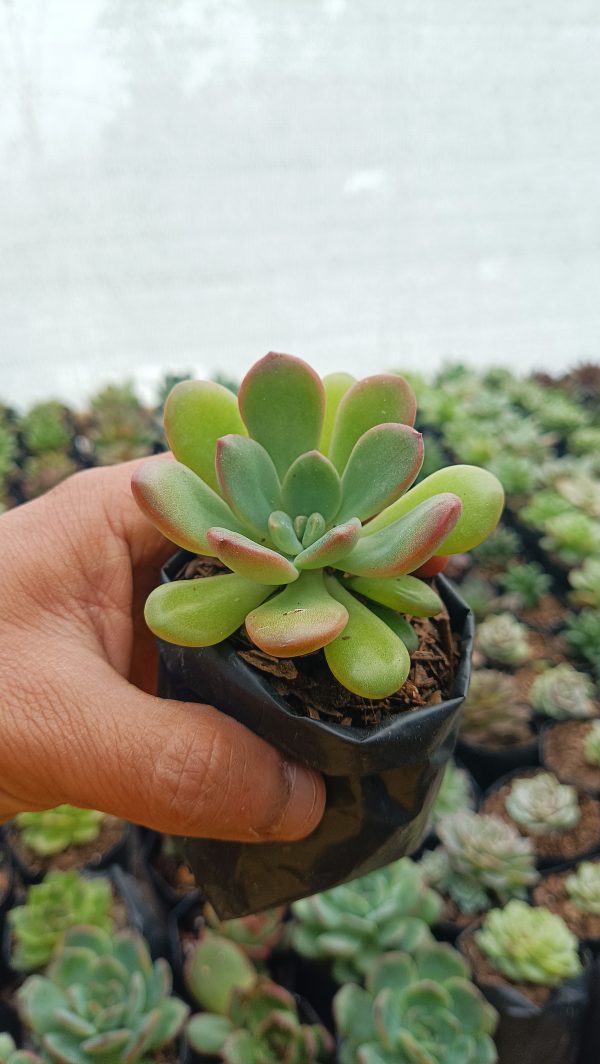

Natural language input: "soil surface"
[7,816,126,876]
[534,869,600,942]
[543,721,600,796]
[441,896,480,929]
[461,930,554,1007]
[179,556,460,729]
[481,770,600,862]
[517,594,567,632]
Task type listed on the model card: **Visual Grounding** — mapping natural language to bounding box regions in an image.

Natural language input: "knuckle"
[152,722,240,833]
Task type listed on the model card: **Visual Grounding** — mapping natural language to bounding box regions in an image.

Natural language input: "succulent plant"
[334,944,498,1064]
[14,804,105,856]
[289,857,442,983]
[470,526,520,568]
[541,511,600,566]
[421,811,538,914]
[21,452,78,500]
[554,471,600,518]
[570,426,600,456]
[428,761,474,829]
[505,773,581,835]
[565,611,600,677]
[584,720,600,768]
[459,577,497,620]
[185,934,333,1062]
[530,663,596,720]
[497,562,552,610]
[565,861,600,914]
[0,422,17,483]
[569,558,600,609]
[204,903,287,962]
[8,871,113,971]
[520,490,574,530]
[19,401,72,454]
[476,613,530,667]
[487,455,540,497]
[475,900,581,986]
[460,669,531,746]
[0,1034,41,1064]
[89,384,156,464]
[133,354,503,698]
[18,926,188,1064]
[532,392,589,434]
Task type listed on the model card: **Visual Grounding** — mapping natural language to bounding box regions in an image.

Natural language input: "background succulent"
[569,558,600,609]
[584,721,600,768]
[565,611,600,678]
[204,903,287,962]
[333,944,497,1064]
[8,871,113,971]
[88,383,157,464]
[428,761,474,830]
[460,669,531,746]
[133,353,503,698]
[505,773,581,835]
[529,664,596,720]
[541,511,600,566]
[289,857,442,983]
[422,811,538,914]
[476,613,530,667]
[469,526,520,568]
[19,401,72,455]
[14,805,105,856]
[487,454,540,497]
[497,562,552,610]
[520,490,573,530]
[0,1035,41,1064]
[475,900,581,986]
[18,926,188,1064]
[565,861,600,914]
[458,577,497,620]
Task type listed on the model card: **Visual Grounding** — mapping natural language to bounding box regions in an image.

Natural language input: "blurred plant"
[565,611,600,677]
[0,1034,41,1064]
[565,861,600,914]
[204,903,287,962]
[428,761,474,830]
[8,871,113,971]
[459,577,497,620]
[541,511,600,566]
[21,452,78,500]
[19,401,72,455]
[460,669,531,746]
[497,562,551,610]
[475,900,581,985]
[421,811,538,914]
[529,664,595,720]
[476,613,530,667]
[553,472,600,519]
[0,421,18,484]
[569,426,600,457]
[584,721,600,768]
[212,372,240,395]
[157,371,193,410]
[14,805,105,856]
[289,857,442,983]
[470,526,520,568]
[416,434,447,481]
[569,558,600,609]
[89,383,156,464]
[333,944,497,1064]
[487,455,540,498]
[505,773,580,835]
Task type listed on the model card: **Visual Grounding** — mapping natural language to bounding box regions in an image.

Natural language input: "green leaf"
[363,465,504,554]
[81,1030,131,1056]
[145,574,272,646]
[238,352,325,477]
[333,985,377,1045]
[41,1034,89,1064]
[221,1031,257,1064]
[18,976,67,1034]
[216,435,281,537]
[347,574,443,617]
[146,998,190,1051]
[281,451,342,523]
[268,511,304,555]
[367,954,415,997]
[207,528,299,584]
[185,935,256,1015]
[415,944,469,984]
[294,519,362,570]
[445,979,494,1036]
[320,372,356,455]
[364,604,419,651]
[328,374,416,473]
[131,459,245,555]
[337,424,423,523]
[302,512,327,547]
[245,570,348,656]
[337,495,462,578]
[164,380,246,492]
[186,1014,234,1055]
[323,576,410,698]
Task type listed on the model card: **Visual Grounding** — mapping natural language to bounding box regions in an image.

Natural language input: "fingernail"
[259,760,326,841]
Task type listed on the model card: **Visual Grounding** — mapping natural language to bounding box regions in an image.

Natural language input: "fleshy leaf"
[186,1014,234,1055]
[323,576,410,698]
[145,574,271,646]
[245,570,348,656]
[347,574,443,617]
[216,435,281,538]
[294,519,362,570]
[281,451,342,523]
[131,459,245,555]
[164,380,246,493]
[365,603,419,651]
[268,511,304,555]
[320,372,356,455]
[328,374,417,472]
[337,494,462,577]
[185,936,255,1015]
[337,424,424,523]
[302,512,327,547]
[238,352,325,477]
[294,515,308,540]
[207,528,299,584]
[363,465,504,553]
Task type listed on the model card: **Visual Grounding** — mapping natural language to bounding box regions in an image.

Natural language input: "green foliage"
[15,805,105,856]
[18,926,188,1064]
[333,943,497,1064]
[470,526,520,568]
[0,1034,42,1064]
[497,562,551,609]
[520,490,573,530]
[19,401,71,455]
[89,383,156,464]
[289,858,442,984]
[0,421,17,483]
[505,773,581,835]
[476,613,530,667]
[529,664,596,720]
[569,558,600,609]
[487,455,540,497]
[21,451,78,500]
[8,871,113,971]
[565,611,600,676]
[460,669,531,745]
[584,721,600,768]
[541,511,600,566]
[569,426,600,457]
[428,761,474,830]
[475,900,581,986]
[459,577,497,620]
[204,904,287,962]
[565,861,600,914]
[134,355,504,698]
[421,811,538,915]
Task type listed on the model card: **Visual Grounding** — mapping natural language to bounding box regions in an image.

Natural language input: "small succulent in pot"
[474,900,581,986]
[13,805,104,856]
[476,614,530,668]
[505,773,581,835]
[497,562,551,610]
[204,903,287,962]
[459,669,532,746]
[133,353,503,698]
[529,663,596,720]
[19,401,72,455]
[565,861,600,914]
[569,557,600,609]
[0,1035,41,1064]
[584,720,600,767]
[428,760,475,831]
[565,611,600,678]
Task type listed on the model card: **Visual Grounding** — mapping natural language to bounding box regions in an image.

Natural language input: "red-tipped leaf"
[245,570,348,656]
[294,518,362,570]
[215,435,281,538]
[337,423,424,523]
[327,374,417,472]
[206,528,299,585]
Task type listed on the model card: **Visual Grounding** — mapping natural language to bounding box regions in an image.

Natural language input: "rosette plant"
[133,353,503,698]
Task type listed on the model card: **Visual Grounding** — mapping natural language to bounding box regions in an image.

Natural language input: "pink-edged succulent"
[133,353,503,699]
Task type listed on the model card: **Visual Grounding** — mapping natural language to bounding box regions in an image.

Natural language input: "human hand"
[0,458,325,841]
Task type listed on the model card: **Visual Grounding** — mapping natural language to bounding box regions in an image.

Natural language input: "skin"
[0,458,325,842]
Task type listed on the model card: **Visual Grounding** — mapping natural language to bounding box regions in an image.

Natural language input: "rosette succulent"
[569,558,600,609]
[565,861,600,914]
[133,353,503,698]
[421,811,538,914]
[565,611,600,677]
[19,401,72,454]
[584,720,600,767]
[505,773,581,835]
[8,870,113,971]
[529,664,596,720]
[289,857,442,983]
[18,926,188,1064]
[334,944,498,1064]
[0,1035,41,1064]
[428,761,474,830]
[14,805,105,856]
[204,904,287,962]
[497,562,551,609]
[476,614,530,667]
[460,669,531,745]
[475,900,581,986]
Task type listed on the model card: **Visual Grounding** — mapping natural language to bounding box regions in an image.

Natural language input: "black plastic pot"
[157,550,474,918]
[456,733,540,791]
